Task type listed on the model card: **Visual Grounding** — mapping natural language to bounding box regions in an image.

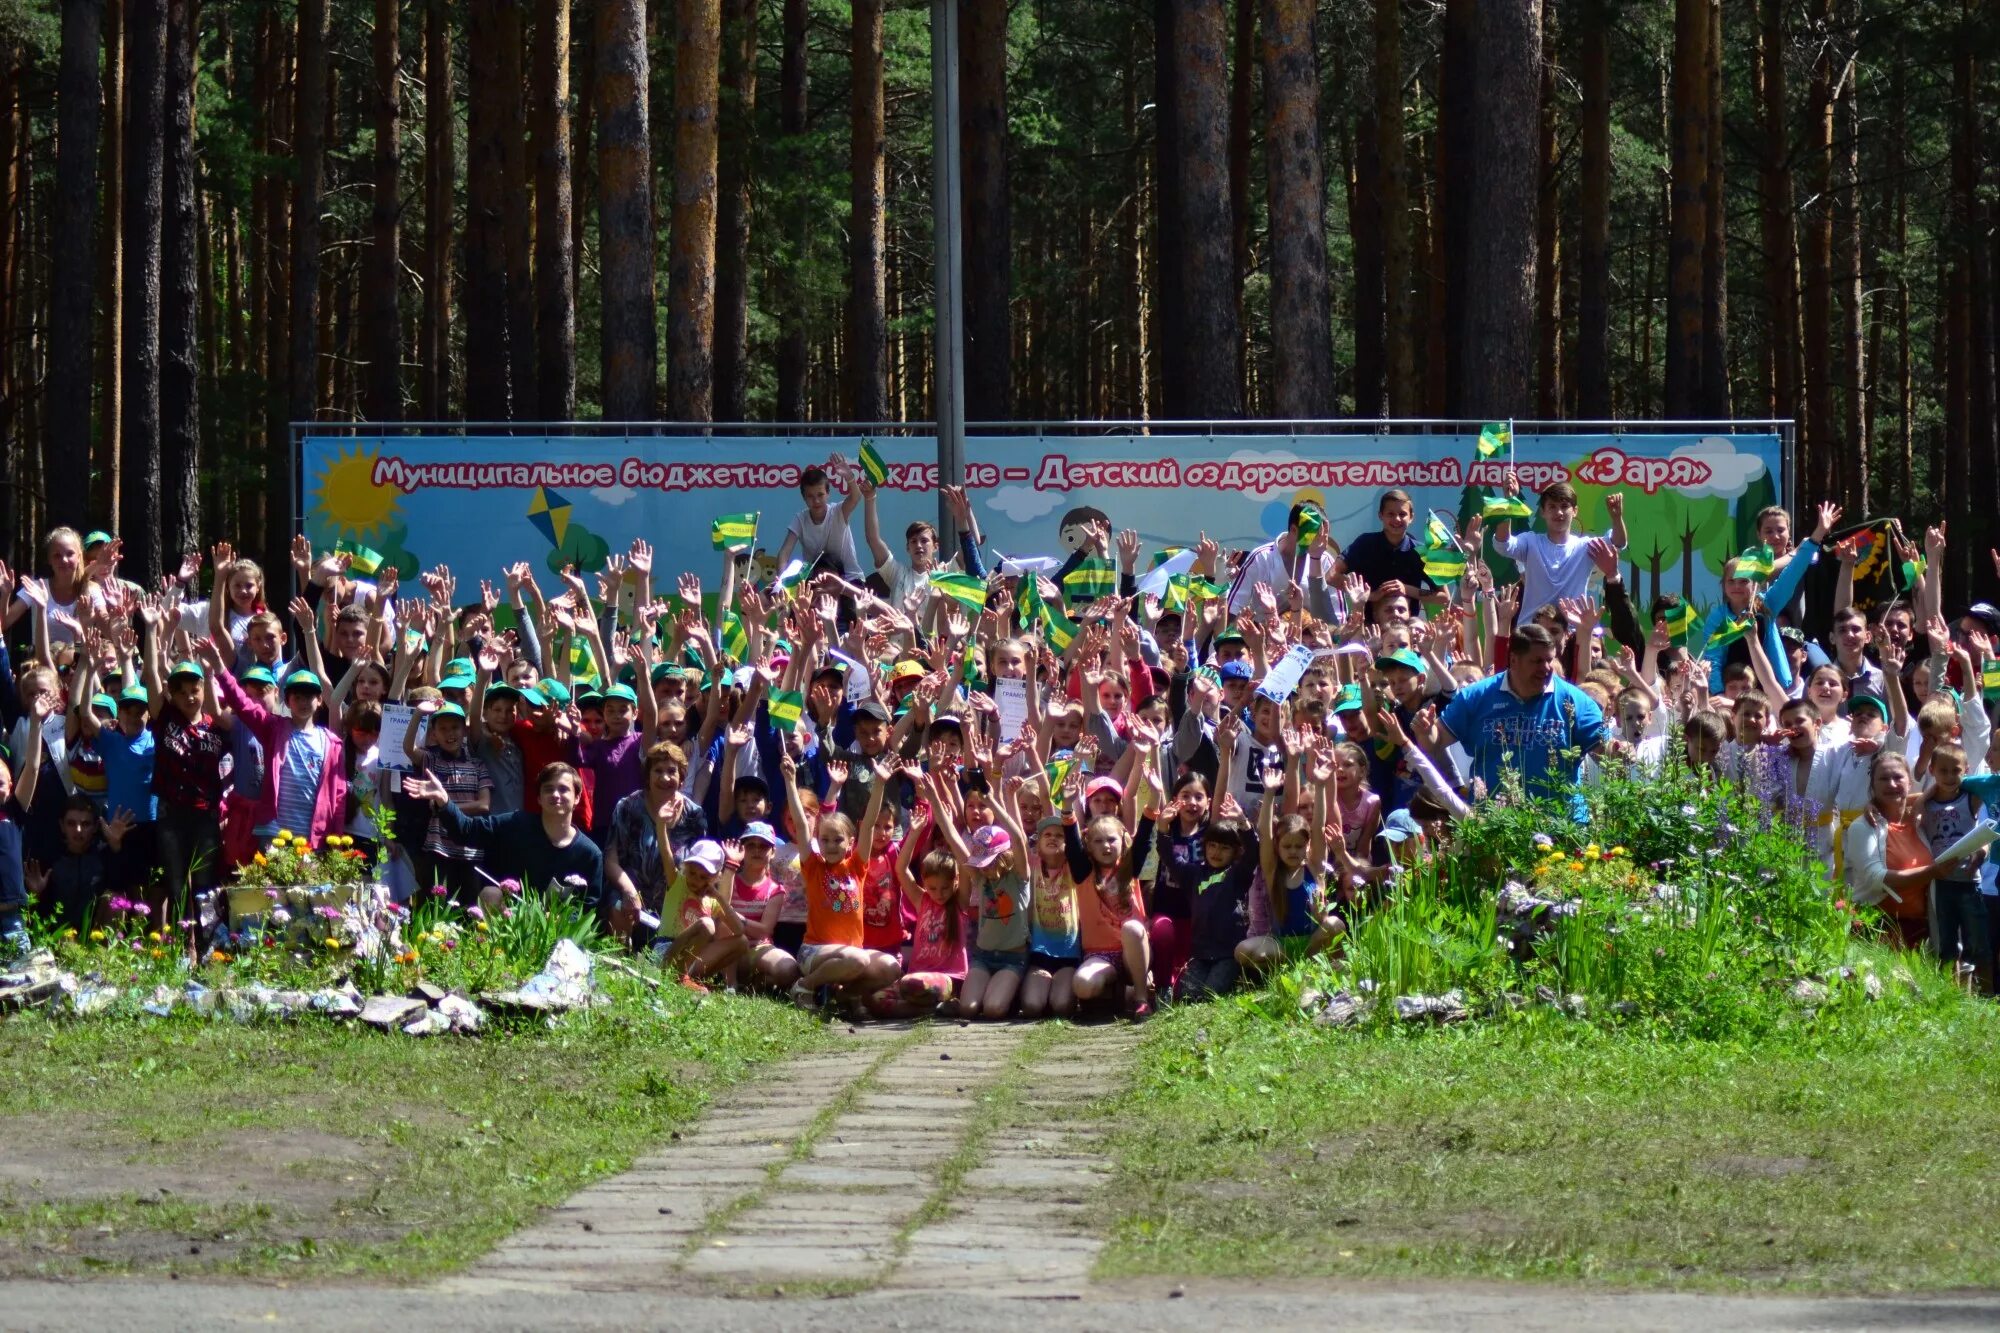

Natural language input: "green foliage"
[544,519,612,576]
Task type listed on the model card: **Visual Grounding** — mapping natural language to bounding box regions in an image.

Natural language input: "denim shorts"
[968,946,1028,975]
[1027,949,1080,974]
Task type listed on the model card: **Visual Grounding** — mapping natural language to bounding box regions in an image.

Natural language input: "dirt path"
[453,1017,1136,1298]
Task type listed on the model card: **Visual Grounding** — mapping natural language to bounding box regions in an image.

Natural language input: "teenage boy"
[1483,472,1628,620]
[773,459,863,580]
[1920,743,1988,991]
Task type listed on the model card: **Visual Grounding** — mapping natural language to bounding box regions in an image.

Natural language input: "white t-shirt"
[1499,530,1610,619]
[786,506,861,577]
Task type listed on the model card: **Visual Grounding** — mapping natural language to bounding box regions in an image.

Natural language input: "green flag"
[1045,752,1079,805]
[335,540,384,576]
[1984,662,2000,704]
[1657,598,1698,644]
[1477,422,1511,459]
[929,570,989,612]
[1705,615,1755,652]
[858,439,888,487]
[1063,558,1118,606]
[718,611,749,662]
[1421,548,1467,583]
[1041,602,1079,652]
[1424,515,1456,551]
[767,688,805,733]
[711,512,758,552]
[1900,554,1928,591]
[1482,493,1533,521]
[1295,506,1324,542]
[567,635,599,683]
[1732,544,1775,582]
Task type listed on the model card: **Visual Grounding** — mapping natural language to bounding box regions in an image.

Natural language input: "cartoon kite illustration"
[527,487,572,550]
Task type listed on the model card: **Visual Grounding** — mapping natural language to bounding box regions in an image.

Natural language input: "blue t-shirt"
[95,726,158,822]
[273,727,329,838]
[1438,671,1608,819]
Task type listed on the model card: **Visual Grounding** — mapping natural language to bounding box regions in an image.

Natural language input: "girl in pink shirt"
[866,802,967,1018]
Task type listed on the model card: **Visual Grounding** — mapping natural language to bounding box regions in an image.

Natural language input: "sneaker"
[789,981,817,1010]
[678,975,711,995]
[1128,1000,1155,1023]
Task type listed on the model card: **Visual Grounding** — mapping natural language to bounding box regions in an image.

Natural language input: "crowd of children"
[3,455,1996,1015]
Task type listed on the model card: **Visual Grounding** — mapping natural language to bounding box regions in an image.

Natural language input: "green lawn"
[0,982,824,1280]
[1098,993,2000,1292]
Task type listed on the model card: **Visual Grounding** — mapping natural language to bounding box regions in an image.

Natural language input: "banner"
[301,431,1785,610]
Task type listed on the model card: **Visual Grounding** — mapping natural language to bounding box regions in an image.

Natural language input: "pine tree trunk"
[1840,55,1866,513]
[48,0,102,531]
[365,0,402,421]
[465,1,511,419]
[260,10,290,556]
[1153,0,1185,405]
[597,0,656,420]
[1535,56,1559,419]
[422,0,453,419]
[1891,43,1911,514]
[1663,0,1708,417]
[501,1,537,420]
[120,0,165,582]
[711,0,755,421]
[1350,105,1386,418]
[534,0,576,420]
[774,0,807,420]
[1260,0,1332,418]
[1374,0,1414,415]
[1575,0,1610,418]
[847,0,886,422]
[278,0,327,570]
[1436,0,1473,413]
[1447,0,1540,417]
[1799,0,1835,500]
[160,0,199,563]
[96,0,123,520]
[1227,0,1254,394]
[961,0,1012,421]
[1699,0,1728,417]
[570,8,593,310]
[1168,0,1243,418]
[667,0,719,422]
[1756,0,1799,444]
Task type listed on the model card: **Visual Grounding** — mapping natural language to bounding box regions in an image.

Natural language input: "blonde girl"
[779,752,901,1003]
[927,768,1033,1020]
[1235,758,1343,972]
[1058,764,1153,1017]
[869,804,967,1018]
[1019,810,1082,1019]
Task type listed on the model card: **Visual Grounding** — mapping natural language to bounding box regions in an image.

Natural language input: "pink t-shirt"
[862,842,905,952]
[908,891,967,979]
[731,871,782,930]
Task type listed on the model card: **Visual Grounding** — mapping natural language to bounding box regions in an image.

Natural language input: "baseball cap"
[1379,809,1426,843]
[1084,775,1124,802]
[90,692,117,714]
[537,679,573,706]
[485,680,524,701]
[891,660,927,683]
[167,659,205,682]
[1218,660,1255,682]
[432,702,467,721]
[812,659,848,680]
[1213,628,1247,646]
[444,657,476,679]
[1376,648,1426,675]
[967,825,1013,869]
[684,840,726,875]
[575,687,604,709]
[602,683,638,705]
[438,674,476,692]
[1332,682,1365,714]
[282,669,324,695]
[240,665,277,687]
[1841,692,1889,720]
[1961,602,2000,635]
[515,684,548,708]
[116,683,150,706]
[652,661,687,683]
[83,530,114,549]
[740,820,778,846]
[853,699,892,724]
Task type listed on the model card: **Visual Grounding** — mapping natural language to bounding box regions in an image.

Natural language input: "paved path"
[453,1017,1138,1299]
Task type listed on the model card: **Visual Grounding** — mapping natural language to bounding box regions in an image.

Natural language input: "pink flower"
[108,897,132,913]
[314,905,342,920]
[499,879,522,896]
[265,889,281,901]
[430,885,447,897]
[465,905,485,921]
[131,903,151,918]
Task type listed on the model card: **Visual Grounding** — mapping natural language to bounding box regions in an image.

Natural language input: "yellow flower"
[1584,844,1601,860]
[1610,845,1629,858]
[475,920,489,932]
[253,853,267,867]
[148,931,162,943]
[62,928,76,940]
[148,948,164,959]
[491,946,505,957]
[89,930,106,943]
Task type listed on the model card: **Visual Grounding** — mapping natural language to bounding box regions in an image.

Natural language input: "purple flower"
[265,889,281,901]
[314,905,342,920]
[131,903,151,918]
[465,905,485,921]
[108,896,132,913]
[430,885,447,897]
[499,878,522,896]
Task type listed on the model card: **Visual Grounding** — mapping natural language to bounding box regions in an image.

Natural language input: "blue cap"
[740,820,778,846]
[1380,809,1426,843]
[1218,660,1255,682]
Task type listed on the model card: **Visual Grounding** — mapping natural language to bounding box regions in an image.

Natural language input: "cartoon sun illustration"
[310,444,402,542]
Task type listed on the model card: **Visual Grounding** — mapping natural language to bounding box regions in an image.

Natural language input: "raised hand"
[401,772,450,805]
[1117,528,1141,570]
[824,759,849,788]
[628,539,654,576]
[1604,492,1625,520]
[1813,501,1843,545]
[1587,538,1620,577]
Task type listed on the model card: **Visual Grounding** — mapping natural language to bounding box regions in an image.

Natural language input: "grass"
[1097,990,2000,1292]
[0,978,826,1281]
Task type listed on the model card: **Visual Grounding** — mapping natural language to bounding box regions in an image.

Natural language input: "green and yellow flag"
[1482,493,1533,521]
[1424,515,1456,551]
[1657,597,1699,644]
[1705,614,1755,652]
[1477,422,1511,459]
[335,540,384,576]
[1041,601,1080,652]
[1295,506,1324,542]
[929,570,989,612]
[711,512,758,552]
[1732,544,1776,582]
[767,688,805,733]
[858,439,888,488]
[1421,547,1467,583]
[1045,752,1080,805]
[718,611,750,662]
[1900,554,1928,591]
[566,635,600,683]
[1983,661,2000,704]
[1063,558,1118,607]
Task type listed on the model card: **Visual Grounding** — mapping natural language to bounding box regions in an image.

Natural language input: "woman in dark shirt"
[403,761,603,912]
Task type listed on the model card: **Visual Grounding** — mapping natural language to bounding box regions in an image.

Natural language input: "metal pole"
[931,0,967,545]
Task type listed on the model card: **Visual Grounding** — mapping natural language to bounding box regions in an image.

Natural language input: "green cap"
[83,530,114,548]
[1841,691,1889,720]
[575,688,605,709]
[116,683,150,706]
[1332,682,1365,714]
[602,683,639,705]
[438,674,476,692]
[515,684,548,708]
[444,657,476,679]
[537,678,572,706]
[1213,628,1247,646]
[168,659,205,682]
[90,692,117,714]
[1375,648,1427,675]
[485,681,524,701]
[282,669,324,694]
[240,666,278,687]
[651,662,686,683]
[432,702,467,721]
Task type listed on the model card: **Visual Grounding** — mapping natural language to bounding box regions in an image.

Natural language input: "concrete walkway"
[453,1018,1138,1299]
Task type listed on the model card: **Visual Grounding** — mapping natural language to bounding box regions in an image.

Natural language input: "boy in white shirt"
[772,459,863,579]
[1484,473,1628,620]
